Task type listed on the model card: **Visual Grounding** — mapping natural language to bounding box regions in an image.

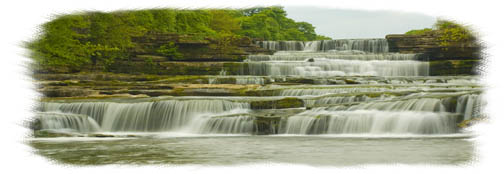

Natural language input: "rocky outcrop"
[250,98,304,109]
[131,32,273,62]
[429,60,481,76]
[386,32,481,61]
[386,31,482,76]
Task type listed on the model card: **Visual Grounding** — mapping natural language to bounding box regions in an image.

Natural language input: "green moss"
[429,60,480,76]
[245,89,276,96]
[405,28,433,35]
[344,79,360,84]
[250,97,304,109]
[33,130,76,138]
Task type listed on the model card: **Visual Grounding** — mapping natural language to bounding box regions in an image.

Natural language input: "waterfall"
[208,76,265,85]
[249,38,428,77]
[247,52,418,61]
[191,115,255,134]
[280,92,482,135]
[279,87,390,96]
[456,94,484,120]
[256,39,389,53]
[344,98,448,112]
[243,60,429,77]
[281,110,457,134]
[40,100,250,132]
[35,112,100,133]
[257,41,305,51]
[319,39,389,53]
[40,102,109,124]
[34,38,482,136]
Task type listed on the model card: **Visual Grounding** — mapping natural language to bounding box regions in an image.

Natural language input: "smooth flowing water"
[30,136,474,166]
[30,38,483,165]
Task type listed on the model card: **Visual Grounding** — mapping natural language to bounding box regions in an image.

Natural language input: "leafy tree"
[28,7,330,72]
[209,10,240,33]
[315,35,332,40]
[28,14,91,71]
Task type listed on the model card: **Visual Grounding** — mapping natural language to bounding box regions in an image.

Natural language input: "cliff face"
[130,32,273,62]
[386,32,481,60]
[386,32,482,75]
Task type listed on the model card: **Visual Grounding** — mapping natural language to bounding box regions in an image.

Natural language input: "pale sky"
[284,6,437,39]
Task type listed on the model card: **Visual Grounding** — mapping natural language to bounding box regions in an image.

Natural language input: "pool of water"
[29,135,475,166]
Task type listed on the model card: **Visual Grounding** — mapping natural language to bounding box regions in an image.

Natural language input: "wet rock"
[88,133,115,138]
[33,130,78,138]
[429,60,480,76]
[250,97,304,109]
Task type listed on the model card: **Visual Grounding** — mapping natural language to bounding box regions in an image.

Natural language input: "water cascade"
[36,38,483,136]
[245,39,428,77]
[35,112,101,133]
[40,100,250,132]
[256,39,389,53]
[281,110,457,134]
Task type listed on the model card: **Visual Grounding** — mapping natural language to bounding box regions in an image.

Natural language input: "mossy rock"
[344,79,360,84]
[250,97,304,109]
[88,133,115,138]
[33,130,76,138]
[429,60,480,76]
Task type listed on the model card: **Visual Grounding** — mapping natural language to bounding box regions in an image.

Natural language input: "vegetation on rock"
[404,20,477,48]
[405,28,432,35]
[250,97,304,109]
[27,7,331,72]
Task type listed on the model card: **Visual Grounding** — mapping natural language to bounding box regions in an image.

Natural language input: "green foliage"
[28,7,327,72]
[315,35,332,40]
[144,58,159,74]
[238,7,320,41]
[209,10,240,33]
[405,28,433,35]
[211,32,241,58]
[156,42,182,60]
[404,20,476,48]
[434,20,475,47]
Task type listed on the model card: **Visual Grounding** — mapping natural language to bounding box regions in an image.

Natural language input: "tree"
[29,14,91,71]
[209,10,240,33]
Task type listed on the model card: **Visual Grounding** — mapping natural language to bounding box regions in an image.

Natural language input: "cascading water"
[245,39,428,77]
[281,110,458,134]
[243,60,429,77]
[191,114,255,134]
[280,93,483,135]
[252,37,484,135]
[256,39,389,53]
[39,100,250,133]
[35,112,100,133]
[35,38,483,136]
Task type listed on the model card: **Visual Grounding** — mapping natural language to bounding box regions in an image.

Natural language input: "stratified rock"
[250,97,304,109]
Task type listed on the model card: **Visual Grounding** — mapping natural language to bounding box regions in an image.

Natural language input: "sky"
[284,6,437,39]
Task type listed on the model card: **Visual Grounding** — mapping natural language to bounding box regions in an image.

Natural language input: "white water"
[191,115,255,134]
[40,100,250,132]
[247,39,428,77]
[247,52,418,61]
[281,110,457,134]
[34,38,483,136]
[257,39,389,53]
[35,112,100,133]
[243,60,429,77]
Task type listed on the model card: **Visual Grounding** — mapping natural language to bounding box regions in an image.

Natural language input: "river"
[29,38,484,165]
